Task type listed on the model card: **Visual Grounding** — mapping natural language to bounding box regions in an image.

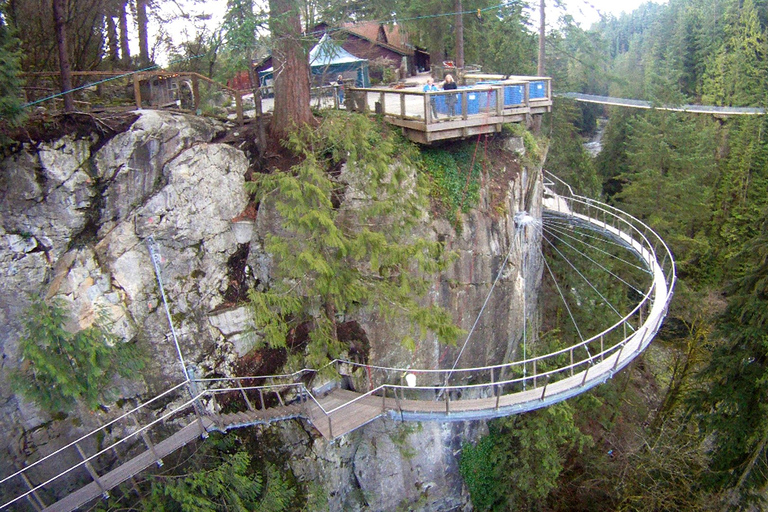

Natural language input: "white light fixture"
[405,373,417,388]
[231,219,255,244]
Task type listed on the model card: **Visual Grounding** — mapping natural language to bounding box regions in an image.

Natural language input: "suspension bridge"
[557,92,767,116]
[0,170,675,511]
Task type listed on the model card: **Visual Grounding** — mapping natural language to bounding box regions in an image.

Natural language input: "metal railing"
[345,77,552,127]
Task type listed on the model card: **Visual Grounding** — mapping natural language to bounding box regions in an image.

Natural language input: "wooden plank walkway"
[44,417,213,512]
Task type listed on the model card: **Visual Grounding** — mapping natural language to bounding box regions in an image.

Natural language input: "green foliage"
[12,298,144,413]
[692,210,768,507]
[247,112,462,368]
[0,22,25,125]
[145,450,294,512]
[460,403,592,511]
[545,98,600,198]
[419,142,483,227]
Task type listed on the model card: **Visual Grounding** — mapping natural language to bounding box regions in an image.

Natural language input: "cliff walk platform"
[346,75,553,144]
[0,172,674,512]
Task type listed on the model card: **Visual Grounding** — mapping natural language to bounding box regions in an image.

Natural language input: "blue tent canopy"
[259,34,371,88]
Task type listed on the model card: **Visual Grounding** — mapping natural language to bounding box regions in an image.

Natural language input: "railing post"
[327,414,334,439]
[131,415,163,467]
[133,73,142,109]
[239,381,254,411]
[394,389,403,421]
[524,82,530,108]
[540,375,550,400]
[570,349,574,377]
[400,92,406,119]
[424,92,431,124]
[258,389,265,410]
[613,343,626,370]
[600,335,605,361]
[21,473,46,511]
[461,91,468,120]
[75,443,109,500]
[532,359,537,388]
[581,364,590,386]
[379,91,385,115]
[191,74,200,112]
[382,387,386,412]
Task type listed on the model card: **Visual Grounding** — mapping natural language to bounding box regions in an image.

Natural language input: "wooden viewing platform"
[347,75,552,143]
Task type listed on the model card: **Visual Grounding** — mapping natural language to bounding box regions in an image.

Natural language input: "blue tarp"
[259,34,371,88]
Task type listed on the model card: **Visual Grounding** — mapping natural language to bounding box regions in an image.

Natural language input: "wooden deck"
[350,76,553,143]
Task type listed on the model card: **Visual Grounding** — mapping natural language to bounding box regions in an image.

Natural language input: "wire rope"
[542,233,628,324]
[542,221,651,274]
[542,256,585,343]
[543,225,648,294]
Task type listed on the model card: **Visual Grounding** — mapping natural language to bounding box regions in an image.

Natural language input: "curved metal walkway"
[0,173,675,512]
[558,92,766,116]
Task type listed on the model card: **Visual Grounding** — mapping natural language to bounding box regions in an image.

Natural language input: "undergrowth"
[419,141,484,229]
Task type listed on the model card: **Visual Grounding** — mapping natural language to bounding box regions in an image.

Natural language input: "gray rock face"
[0,111,246,487]
[275,417,482,511]
[356,165,543,378]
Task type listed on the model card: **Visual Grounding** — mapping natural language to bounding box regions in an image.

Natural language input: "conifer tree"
[247,112,461,369]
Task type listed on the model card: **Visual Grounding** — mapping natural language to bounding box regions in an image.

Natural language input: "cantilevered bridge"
[0,172,675,511]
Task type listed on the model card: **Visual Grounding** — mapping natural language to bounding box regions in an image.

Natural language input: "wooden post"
[424,92,431,125]
[524,82,530,108]
[570,349,574,377]
[75,443,109,499]
[131,415,163,467]
[133,73,142,109]
[581,364,590,386]
[540,376,549,400]
[400,92,406,119]
[461,91,468,120]
[258,389,265,410]
[191,74,200,112]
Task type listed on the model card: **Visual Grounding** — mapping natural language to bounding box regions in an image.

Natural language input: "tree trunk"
[538,0,545,76]
[119,0,131,68]
[52,0,74,112]
[106,15,119,65]
[136,0,150,68]
[268,0,312,142]
[455,0,464,70]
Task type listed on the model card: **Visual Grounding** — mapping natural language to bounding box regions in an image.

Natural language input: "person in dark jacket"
[443,74,458,117]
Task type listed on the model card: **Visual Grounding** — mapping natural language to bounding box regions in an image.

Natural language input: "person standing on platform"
[443,74,458,117]
[336,75,345,107]
[424,77,439,119]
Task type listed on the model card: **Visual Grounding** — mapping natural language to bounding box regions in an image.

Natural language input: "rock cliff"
[0,111,542,510]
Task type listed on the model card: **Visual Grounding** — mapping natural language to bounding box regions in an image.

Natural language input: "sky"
[555,0,668,27]
[151,0,669,64]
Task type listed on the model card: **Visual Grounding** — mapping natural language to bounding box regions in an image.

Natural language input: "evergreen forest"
[4,0,768,510]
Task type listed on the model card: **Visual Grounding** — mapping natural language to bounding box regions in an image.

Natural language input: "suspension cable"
[543,225,648,294]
